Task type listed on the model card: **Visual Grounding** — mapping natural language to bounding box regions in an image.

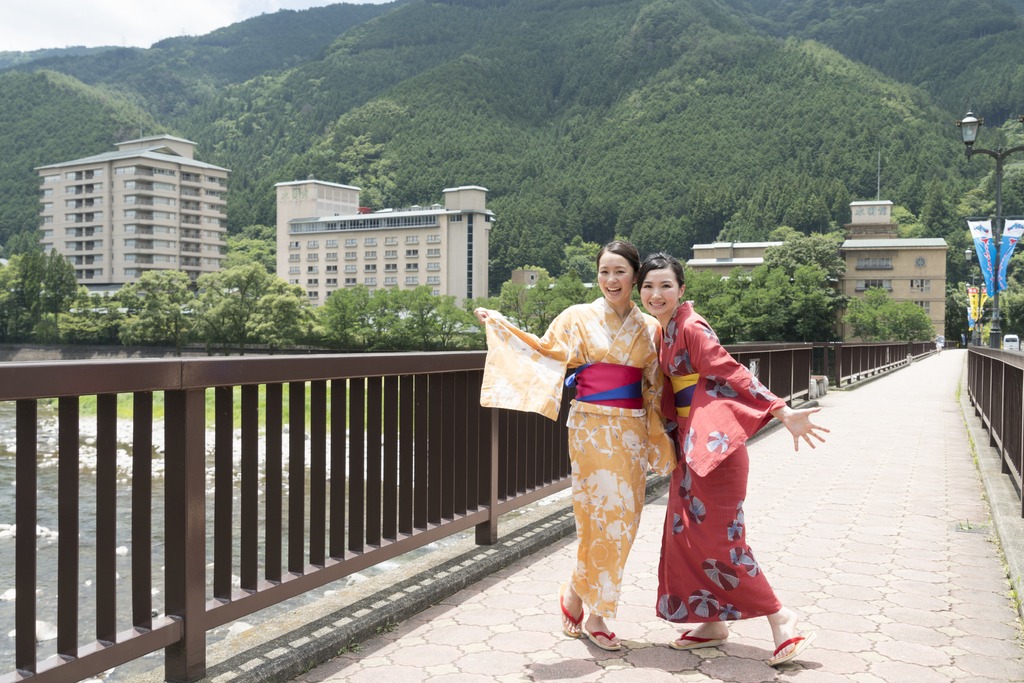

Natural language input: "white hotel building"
[275,179,493,304]
[37,135,229,290]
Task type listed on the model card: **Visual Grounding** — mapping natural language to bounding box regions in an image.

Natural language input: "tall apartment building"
[37,135,229,290]
[275,179,493,304]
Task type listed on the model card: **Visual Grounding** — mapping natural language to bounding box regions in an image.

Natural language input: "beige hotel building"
[686,200,948,339]
[275,179,493,304]
[37,135,229,290]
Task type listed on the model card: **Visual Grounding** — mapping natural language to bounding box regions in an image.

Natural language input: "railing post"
[163,388,207,682]
[476,409,499,545]
[15,400,37,676]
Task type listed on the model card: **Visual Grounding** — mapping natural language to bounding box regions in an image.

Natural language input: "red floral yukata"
[655,301,786,625]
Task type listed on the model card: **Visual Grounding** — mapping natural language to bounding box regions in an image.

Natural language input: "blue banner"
[998,219,1024,292]
[968,218,997,296]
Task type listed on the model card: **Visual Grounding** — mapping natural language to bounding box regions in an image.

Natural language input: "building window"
[364,237,377,246]
[405,263,419,271]
[427,234,441,243]
[364,264,377,273]
[427,262,441,272]
[345,265,357,273]
[345,277,357,286]
[289,241,300,250]
[289,254,300,262]
[385,236,398,245]
[306,253,319,261]
[385,250,398,259]
[345,251,357,260]
[384,276,398,286]
[405,235,419,244]
[365,277,377,285]
[307,266,318,273]
[915,300,931,313]
[345,238,357,246]
[405,249,419,258]
[427,248,441,257]
[365,250,376,259]
[326,252,338,261]
[289,266,300,274]
[856,279,892,292]
[385,263,398,272]
[307,278,318,286]
[855,257,893,270]
[306,240,319,249]
[405,276,419,285]
[910,279,931,292]
[426,276,441,285]
[915,257,927,268]
[326,265,338,273]
[326,239,338,248]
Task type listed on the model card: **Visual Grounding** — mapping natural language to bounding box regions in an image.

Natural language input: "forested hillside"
[0,0,1021,290]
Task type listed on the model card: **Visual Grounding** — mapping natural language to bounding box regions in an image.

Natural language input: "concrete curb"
[957,365,1024,624]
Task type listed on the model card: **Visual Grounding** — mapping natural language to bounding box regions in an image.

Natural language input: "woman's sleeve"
[478,309,576,421]
[641,325,676,475]
[680,318,786,476]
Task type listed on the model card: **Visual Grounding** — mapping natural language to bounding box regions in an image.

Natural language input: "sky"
[0,1,392,53]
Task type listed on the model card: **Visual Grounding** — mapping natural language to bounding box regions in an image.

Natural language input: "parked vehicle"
[1004,334,1021,351]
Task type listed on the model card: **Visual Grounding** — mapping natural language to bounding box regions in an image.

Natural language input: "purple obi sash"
[565,362,643,409]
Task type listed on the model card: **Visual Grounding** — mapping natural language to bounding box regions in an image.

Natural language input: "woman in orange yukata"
[474,240,675,651]
[637,252,829,667]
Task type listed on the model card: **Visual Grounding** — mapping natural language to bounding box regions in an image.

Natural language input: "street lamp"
[956,111,1024,348]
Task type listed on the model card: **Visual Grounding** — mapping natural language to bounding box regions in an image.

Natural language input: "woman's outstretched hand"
[771,405,829,451]
[474,307,497,325]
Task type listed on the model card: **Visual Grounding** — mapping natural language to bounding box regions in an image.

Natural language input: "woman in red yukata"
[637,252,829,668]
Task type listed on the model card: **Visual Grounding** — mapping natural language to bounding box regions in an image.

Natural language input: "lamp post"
[956,111,1024,348]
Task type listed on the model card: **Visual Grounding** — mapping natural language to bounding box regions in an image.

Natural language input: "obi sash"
[670,373,700,419]
[565,362,643,409]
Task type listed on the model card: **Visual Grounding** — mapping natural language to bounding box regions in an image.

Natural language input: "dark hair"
[596,240,641,275]
[637,252,685,294]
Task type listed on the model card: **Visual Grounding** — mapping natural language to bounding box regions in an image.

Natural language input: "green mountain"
[0,0,1019,289]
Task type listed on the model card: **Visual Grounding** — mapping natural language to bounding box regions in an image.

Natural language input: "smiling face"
[639,267,685,326]
[597,252,636,316]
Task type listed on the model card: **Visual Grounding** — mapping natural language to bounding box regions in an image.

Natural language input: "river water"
[0,399,466,681]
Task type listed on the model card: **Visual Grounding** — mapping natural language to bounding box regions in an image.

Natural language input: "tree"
[844,288,934,342]
[320,285,372,350]
[2,251,45,341]
[118,270,196,354]
[41,249,79,342]
[195,263,310,353]
[762,233,846,282]
[248,278,316,350]
[561,236,601,282]
[62,289,123,345]
[224,224,277,273]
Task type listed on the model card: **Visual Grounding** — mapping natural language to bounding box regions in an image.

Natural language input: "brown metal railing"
[0,346,812,682]
[967,348,1024,516]
[812,341,935,388]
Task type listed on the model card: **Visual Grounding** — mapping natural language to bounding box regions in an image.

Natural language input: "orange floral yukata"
[656,302,786,624]
[479,298,675,617]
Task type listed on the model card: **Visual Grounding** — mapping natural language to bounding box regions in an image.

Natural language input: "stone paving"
[291,349,1024,682]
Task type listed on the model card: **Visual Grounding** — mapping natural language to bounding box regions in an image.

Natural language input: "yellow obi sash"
[670,373,700,419]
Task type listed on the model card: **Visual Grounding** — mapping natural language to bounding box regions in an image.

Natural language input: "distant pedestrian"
[475,240,675,651]
[637,252,828,667]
